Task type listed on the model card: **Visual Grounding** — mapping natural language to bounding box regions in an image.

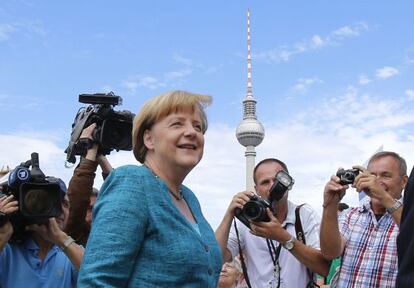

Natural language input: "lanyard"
[266,238,282,288]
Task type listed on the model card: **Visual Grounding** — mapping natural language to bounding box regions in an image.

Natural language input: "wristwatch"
[283,236,295,251]
[386,198,403,214]
[60,236,76,251]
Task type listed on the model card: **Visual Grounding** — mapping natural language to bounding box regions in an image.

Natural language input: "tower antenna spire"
[247,8,253,98]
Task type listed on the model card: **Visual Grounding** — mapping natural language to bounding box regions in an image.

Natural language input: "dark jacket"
[396,165,414,287]
[64,158,98,246]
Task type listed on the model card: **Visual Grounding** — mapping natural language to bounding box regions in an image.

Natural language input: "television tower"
[236,9,265,192]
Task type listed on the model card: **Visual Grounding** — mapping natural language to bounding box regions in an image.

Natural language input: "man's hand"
[226,191,254,217]
[353,165,388,202]
[249,209,291,243]
[323,174,348,209]
[80,123,96,140]
[80,123,99,161]
[0,195,18,249]
[0,195,19,215]
[26,218,67,245]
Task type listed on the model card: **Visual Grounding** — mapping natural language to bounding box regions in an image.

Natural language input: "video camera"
[0,152,65,242]
[65,92,135,164]
[235,170,294,228]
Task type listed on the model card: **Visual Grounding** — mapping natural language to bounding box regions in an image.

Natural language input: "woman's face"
[218,262,239,287]
[144,110,204,172]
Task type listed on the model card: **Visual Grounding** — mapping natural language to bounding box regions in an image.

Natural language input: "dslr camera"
[65,92,135,164]
[337,168,360,185]
[235,170,294,228]
[235,195,271,228]
[0,153,66,242]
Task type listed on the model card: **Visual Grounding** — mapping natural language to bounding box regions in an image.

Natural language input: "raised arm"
[0,195,18,251]
[97,154,113,179]
[320,175,347,260]
[65,124,99,245]
[215,191,253,262]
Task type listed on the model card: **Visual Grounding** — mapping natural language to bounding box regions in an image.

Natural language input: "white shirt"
[228,200,321,288]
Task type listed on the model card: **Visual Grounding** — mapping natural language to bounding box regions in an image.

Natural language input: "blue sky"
[1,1,414,227]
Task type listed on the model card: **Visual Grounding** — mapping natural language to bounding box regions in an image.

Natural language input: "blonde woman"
[79,90,222,287]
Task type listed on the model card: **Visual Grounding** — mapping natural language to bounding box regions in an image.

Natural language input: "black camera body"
[337,168,360,185]
[0,153,65,242]
[235,170,295,229]
[235,195,271,229]
[65,92,135,164]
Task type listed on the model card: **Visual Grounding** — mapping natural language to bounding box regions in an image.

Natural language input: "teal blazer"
[78,165,222,287]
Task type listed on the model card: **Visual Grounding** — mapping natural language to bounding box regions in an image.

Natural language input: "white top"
[228,200,321,288]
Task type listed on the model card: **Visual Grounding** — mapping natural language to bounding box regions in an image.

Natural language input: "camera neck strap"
[234,219,252,288]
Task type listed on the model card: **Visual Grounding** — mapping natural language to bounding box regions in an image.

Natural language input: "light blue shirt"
[0,238,78,288]
[78,165,222,287]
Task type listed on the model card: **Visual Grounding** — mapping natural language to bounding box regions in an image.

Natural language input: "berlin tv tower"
[236,9,265,192]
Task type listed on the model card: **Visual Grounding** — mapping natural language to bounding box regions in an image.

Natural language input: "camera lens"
[23,188,55,215]
[101,119,132,150]
[243,201,265,221]
[19,182,62,218]
[343,172,356,183]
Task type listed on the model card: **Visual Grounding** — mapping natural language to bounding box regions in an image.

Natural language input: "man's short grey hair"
[368,151,407,177]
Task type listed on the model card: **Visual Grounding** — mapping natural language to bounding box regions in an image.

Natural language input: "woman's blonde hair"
[132,90,212,163]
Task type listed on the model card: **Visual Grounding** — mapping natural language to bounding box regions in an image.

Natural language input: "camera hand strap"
[234,219,252,288]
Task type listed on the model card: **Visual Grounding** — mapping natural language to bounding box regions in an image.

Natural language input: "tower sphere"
[236,118,265,147]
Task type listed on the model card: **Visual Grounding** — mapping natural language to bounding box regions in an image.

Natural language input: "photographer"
[215,158,329,288]
[320,151,408,287]
[0,179,84,287]
[65,123,113,246]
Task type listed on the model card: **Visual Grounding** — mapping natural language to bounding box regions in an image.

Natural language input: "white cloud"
[122,75,165,92]
[332,23,368,38]
[292,77,323,93]
[311,35,325,48]
[406,89,414,100]
[255,22,369,62]
[376,66,399,79]
[173,53,193,66]
[0,21,46,42]
[0,23,16,41]
[122,53,195,93]
[164,68,192,82]
[358,74,371,85]
[122,68,193,93]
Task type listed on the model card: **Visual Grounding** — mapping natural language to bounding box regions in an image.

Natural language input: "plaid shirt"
[337,197,399,287]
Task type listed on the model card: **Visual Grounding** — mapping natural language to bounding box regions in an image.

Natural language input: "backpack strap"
[295,204,320,288]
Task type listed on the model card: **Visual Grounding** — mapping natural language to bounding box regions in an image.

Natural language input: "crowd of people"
[0,90,413,287]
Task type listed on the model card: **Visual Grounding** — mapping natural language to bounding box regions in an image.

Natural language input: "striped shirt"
[337,197,399,287]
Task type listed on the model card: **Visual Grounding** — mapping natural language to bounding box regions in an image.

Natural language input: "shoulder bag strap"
[295,204,321,288]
